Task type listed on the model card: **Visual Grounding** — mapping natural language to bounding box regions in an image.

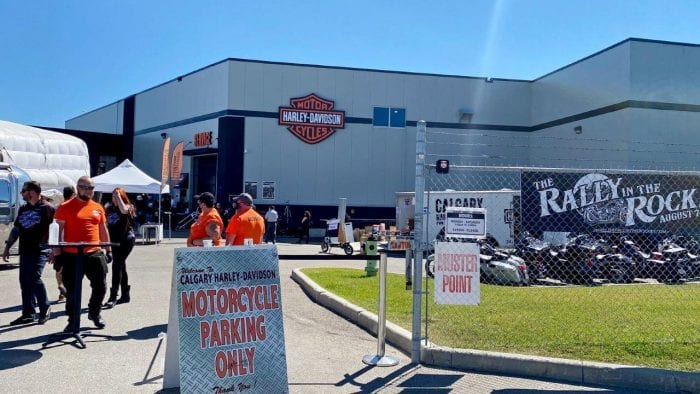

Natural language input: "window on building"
[389,108,406,128]
[373,107,389,127]
[373,107,406,128]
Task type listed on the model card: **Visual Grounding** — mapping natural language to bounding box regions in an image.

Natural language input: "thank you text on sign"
[174,246,288,393]
[445,207,486,238]
[434,242,480,305]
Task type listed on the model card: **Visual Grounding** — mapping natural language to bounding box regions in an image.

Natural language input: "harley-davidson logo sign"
[278,94,345,144]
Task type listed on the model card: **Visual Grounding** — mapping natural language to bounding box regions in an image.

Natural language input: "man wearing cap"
[2,181,55,326]
[225,193,265,245]
[187,192,224,247]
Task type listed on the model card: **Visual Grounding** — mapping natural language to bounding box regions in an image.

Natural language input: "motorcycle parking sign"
[445,207,486,238]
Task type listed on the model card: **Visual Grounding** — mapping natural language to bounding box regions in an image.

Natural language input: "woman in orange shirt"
[187,192,224,247]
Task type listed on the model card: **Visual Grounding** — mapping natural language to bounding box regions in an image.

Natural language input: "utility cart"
[321,219,355,255]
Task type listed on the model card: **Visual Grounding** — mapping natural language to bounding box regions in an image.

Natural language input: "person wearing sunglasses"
[54,176,112,331]
[2,181,55,326]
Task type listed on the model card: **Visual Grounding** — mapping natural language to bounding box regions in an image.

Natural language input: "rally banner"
[172,246,288,393]
[521,171,700,234]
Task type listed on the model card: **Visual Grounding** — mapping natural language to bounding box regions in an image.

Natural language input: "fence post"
[411,120,427,364]
[405,248,413,290]
[362,252,399,367]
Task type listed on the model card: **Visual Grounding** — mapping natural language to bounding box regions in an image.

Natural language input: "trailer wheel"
[321,242,330,253]
[343,244,354,255]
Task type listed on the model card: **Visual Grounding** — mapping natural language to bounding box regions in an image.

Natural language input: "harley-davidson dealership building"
[65,38,700,220]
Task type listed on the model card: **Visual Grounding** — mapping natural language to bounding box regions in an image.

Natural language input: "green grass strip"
[301,267,700,372]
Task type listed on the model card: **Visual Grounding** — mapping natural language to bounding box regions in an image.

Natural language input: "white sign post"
[445,207,486,238]
[434,241,480,305]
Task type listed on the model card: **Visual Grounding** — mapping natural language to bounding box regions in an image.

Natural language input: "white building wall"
[232,61,530,208]
[65,101,124,134]
[531,42,632,125]
[132,118,218,182]
[67,38,700,208]
[630,40,700,103]
[135,61,229,131]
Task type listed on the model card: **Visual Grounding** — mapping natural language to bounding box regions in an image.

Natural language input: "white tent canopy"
[92,159,169,194]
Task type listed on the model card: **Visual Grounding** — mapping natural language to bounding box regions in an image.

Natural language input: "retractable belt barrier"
[277,254,379,261]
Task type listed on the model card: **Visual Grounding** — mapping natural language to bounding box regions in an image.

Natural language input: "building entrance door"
[192,154,217,203]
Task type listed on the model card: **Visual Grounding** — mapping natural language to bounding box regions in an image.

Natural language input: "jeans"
[61,251,108,321]
[19,252,50,316]
[265,222,277,243]
[111,236,135,293]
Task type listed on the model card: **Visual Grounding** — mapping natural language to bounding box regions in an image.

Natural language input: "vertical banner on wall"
[161,137,171,192]
[170,142,184,182]
[163,246,288,393]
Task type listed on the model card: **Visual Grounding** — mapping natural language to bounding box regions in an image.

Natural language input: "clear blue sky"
[2,0,700,128]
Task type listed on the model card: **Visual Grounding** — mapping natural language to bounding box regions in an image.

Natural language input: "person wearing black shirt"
[103,187,136,308]
[2,181,55,325]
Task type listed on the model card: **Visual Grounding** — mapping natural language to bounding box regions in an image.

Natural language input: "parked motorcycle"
[543,234,598,285]
[513,232,550,280]
[664,235,700,279]
[618,237,687,283]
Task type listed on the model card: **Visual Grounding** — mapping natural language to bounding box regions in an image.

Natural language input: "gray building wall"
[64,38,700,207]
[66,101,124,134]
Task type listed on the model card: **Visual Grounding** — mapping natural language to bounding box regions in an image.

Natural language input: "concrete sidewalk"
[0,239,676,393]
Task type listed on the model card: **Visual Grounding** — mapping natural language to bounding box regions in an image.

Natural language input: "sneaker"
[10,315,35,326]
[38,306,51,325]
[88,314,106,329]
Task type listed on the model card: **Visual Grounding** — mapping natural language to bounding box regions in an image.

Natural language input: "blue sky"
[2,0,700,128]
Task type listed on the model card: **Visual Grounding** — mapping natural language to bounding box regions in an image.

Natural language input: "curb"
[291,268,700,393]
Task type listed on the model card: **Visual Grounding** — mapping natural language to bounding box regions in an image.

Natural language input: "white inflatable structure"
[0,120,90,198]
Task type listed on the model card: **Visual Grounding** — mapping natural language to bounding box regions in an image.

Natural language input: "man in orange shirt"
[187,192,224,247]
[54,176,112,331]
[225,193,265,245]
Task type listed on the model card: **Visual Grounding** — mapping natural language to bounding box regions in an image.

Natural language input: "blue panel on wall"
[373,107,389,127]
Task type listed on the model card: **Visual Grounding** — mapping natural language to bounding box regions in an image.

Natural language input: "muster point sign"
[434,241,480,305]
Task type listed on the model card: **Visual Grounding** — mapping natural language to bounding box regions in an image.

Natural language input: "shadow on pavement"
[0,304,23,314]
[332,363,428,392]
[127,324,168,340]
[0,349,42,370]
[494,391,621,393]
[397,373,463,390]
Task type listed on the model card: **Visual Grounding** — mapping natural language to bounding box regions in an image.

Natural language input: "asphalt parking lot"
[0,237,666,393]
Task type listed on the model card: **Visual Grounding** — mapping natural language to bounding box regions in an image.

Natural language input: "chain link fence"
[414,123,700,371]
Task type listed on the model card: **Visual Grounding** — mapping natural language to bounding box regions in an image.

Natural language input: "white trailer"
[0,120,90,255]
[396,189,520,247]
